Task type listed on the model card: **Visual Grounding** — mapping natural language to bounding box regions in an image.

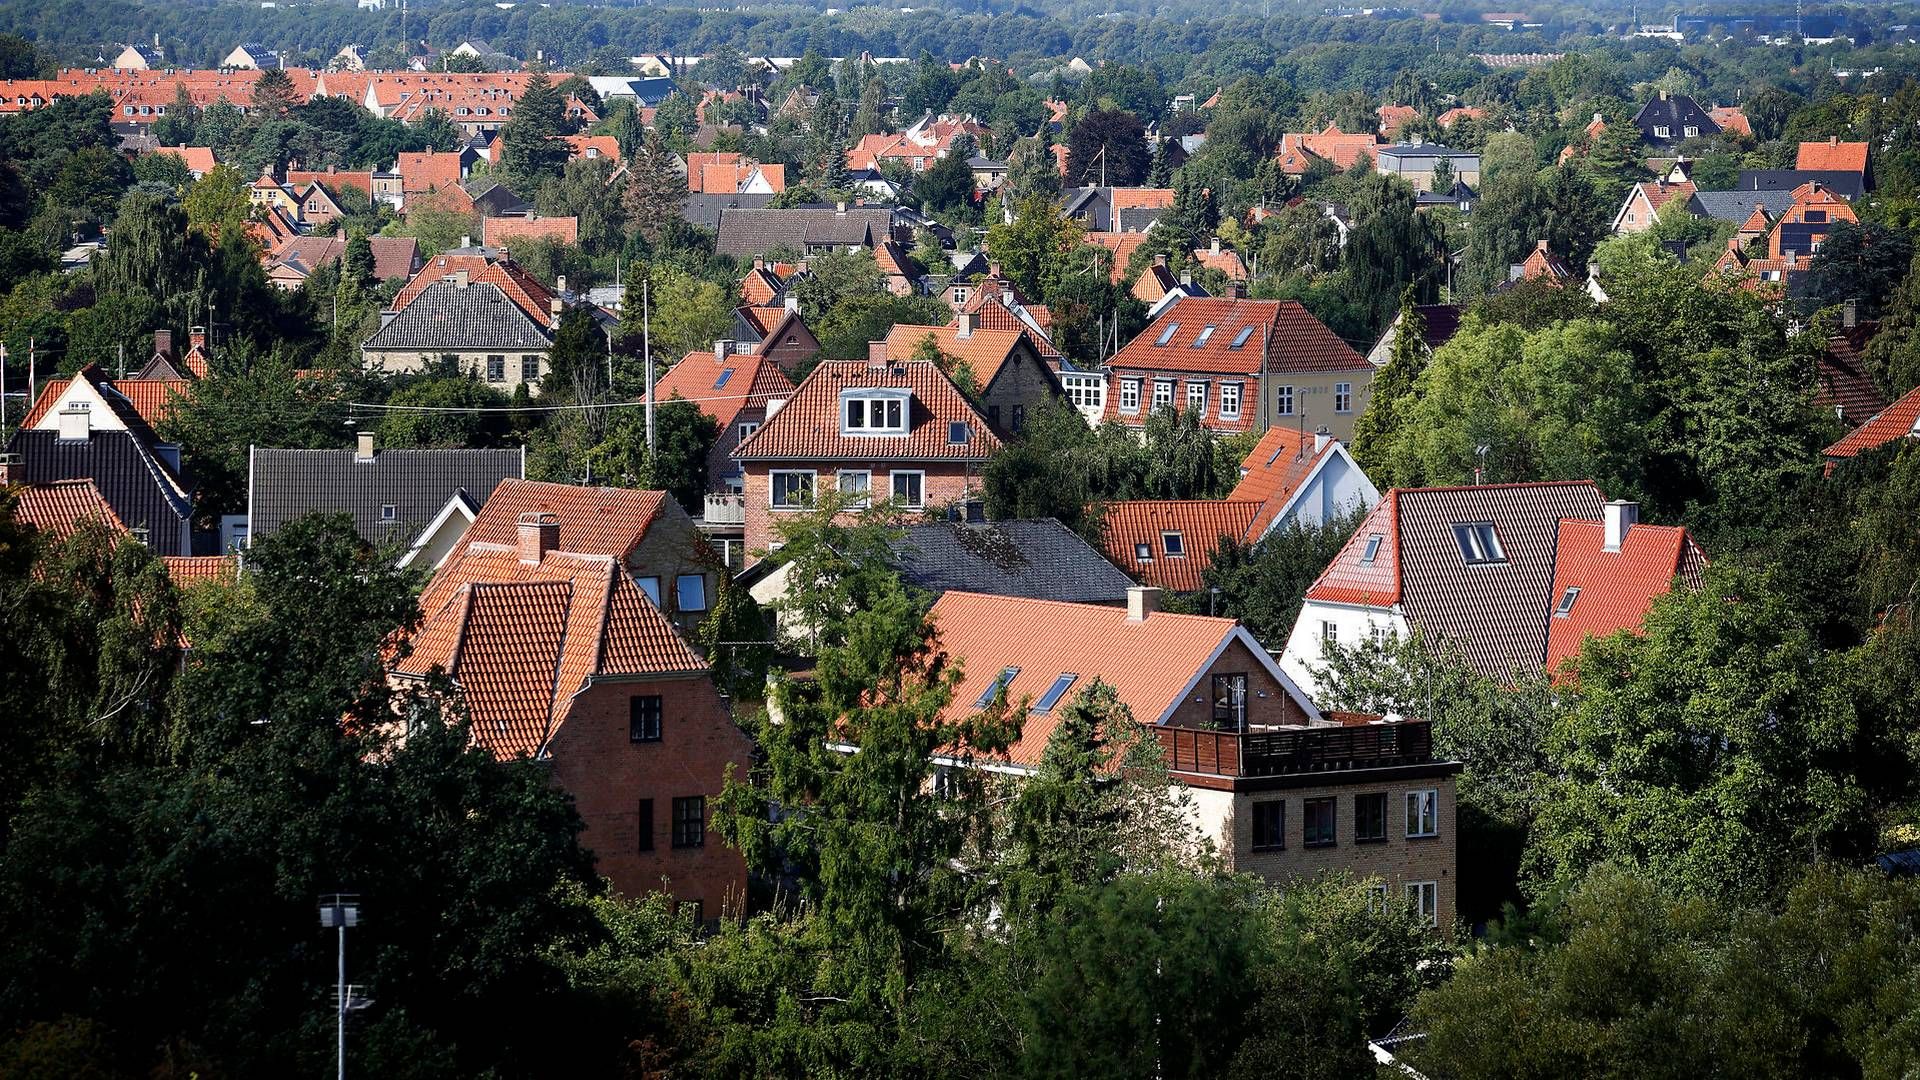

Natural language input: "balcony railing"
[1155,720,1435,779]
[703,493,746,526]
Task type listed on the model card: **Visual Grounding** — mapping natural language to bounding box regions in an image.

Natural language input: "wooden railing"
[1155,720,1434,779]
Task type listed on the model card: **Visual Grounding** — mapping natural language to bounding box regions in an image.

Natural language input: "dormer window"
[841,388,910,434]
[1555,586,1581,617]
[1684,125,1699,137]
[1453,522,1506,565]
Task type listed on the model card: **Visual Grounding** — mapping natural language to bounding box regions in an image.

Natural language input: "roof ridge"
[939,589,1239,625]
[1395,479,1599,495]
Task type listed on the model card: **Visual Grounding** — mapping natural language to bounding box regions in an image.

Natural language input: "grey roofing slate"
[681,191,777,229]
[1689,188,1793,221]
[7,429,194,555]
[248,445,524,550]
[1631,94,1720,145]
[889,519,1137,604]
[1733,170,1865,198]
[713,207,900,257]
[1394,482,1605,684]
[363,280,552,351]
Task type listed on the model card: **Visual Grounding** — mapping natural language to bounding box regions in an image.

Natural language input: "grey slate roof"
[1631,93,1720,146]
[1733,170,1865,199]
[681,191,777,229]
[1394,481,1605,684]
[248,446,524,550]
[7,429,195,556]
[363,280,552,352]
[1689,188,1793,222]
[714,207,901,257]
[889,519,1137,604]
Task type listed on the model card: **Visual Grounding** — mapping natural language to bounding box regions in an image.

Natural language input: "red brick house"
[879,316,1063,436]
[731,360,1002,561]
[395,512,749,916]
[654,343,798,495]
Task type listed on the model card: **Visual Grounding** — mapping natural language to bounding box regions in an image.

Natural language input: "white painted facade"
[1279,598,1411,704]
[1254,442,1380,536]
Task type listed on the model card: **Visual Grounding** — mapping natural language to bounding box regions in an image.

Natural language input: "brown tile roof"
[162,554,239,586]
[270,236,419,282]
[1797,137,1868,173]
[1275,127,1380,172]
[1816,323,1887,427]
[396,150,463,194]
[563,134,621,162]
[1708,105,1751,138]
[1193,245,1249,281]
[12,479,124,538]
[285,167,375,195]
[1227,427,1341,537]
[1545,517,1705,675]
[399,542,704,759]
[732,360,1001,463]
[1825,383,1920,460]
[1110,187,1177,211]
[1098,500,1259,592]
[155,145,215,173]
[424,479,668,617]
[883,323,1029,386]
[958,298,1060,358]
[1110,297,1369,378]
[1514,240,1572,284]
[1085,231,1149,283]
[1377,104,1418,137]
[654,348,796,432]
[1634,179,1697,215]
[481,214,580,247]
[1436,106,1484,128]
[927,590,1317,769]
[740,263,785,306]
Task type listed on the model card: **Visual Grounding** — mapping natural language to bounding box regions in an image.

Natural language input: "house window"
[1186,382,1207,416]
[637,576,662,606]
[1407,789,1439,837]
[1154,321,1182,346]
[842,392,907,434]
[1230,325,1256,349]
[1212,673,1247,729]
[988,405,1001,428]
[948,421,970,445]
[671,796,705,848]
[1251,800,1285,851]
[1322,620,1339,645]
[1360,534,1383,564]
[487,355,506,381]
[636,799,654,851]
[1683,124,1699,138]
[1654,125,1670,139]
[1303,796,1337,847]
[1163,532,1185,557]
[1035,672,1078,712]
[676,574,707,612]
[1355,792,1388,842]
[1120,378,1141,413]
[1805,209,1828,223]
[1011,404,1025,431]
[521,356,539,381]
[1152,381,1174,410]
[1191,325,1216,348]
[1219,383,1242,419]
[1406,881,1438,926]
[1555,586,1581,617]
[380,504,397,521]
[1369,624,1391,646]
[1276,385,1294,416]
[738,421,760,443]
[890,471,925,508]
[770,470,815,508]
[838,470,871,507]
[1452,522,1506,564]
[974,666,1019,708]
[629,695,663,742]
[1135,542,1153,562]
[1335,382,1352,414]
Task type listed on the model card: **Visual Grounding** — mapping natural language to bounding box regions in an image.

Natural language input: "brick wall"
[976,341,1062,438]
[706,405,769,494]
[759,322,821,378]
[1163,637,1315,729]
[741,461,982,560]
[546,674,751,917]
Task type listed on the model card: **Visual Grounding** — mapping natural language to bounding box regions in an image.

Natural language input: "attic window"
[1453,522,1506,565]
[1162,531,1185,556]
[1154,322,1181,347]
[714,368,735,388]
[1191,325,1216,348]
[1229,325,1256,349]
[380,504,397,521]
[842,388,909,435]
[1805,209,1828,223]
[974,666,1019,708]
[1034,673,1079,713]
[1555,586,1581,617]
[1135,542,1153,562]
[1360,533,1383,564]
[948,421,970,444]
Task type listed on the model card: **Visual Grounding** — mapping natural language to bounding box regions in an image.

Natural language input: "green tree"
[1862,254,1920,397]
[499,71,569,191]
[584,397,719,512]
[916,141,976,213]
[619,131,686,244]
[1065,109,1149,187]
[180,163,252,244]
[622,262,733,366]
[1350,290,1426,474]
[159,349,350,519]
[985,193,1085,304]
[1804,220,1916,319]
[248,67,300,122]
[1200,506,1368,643]
[376,373,510,448]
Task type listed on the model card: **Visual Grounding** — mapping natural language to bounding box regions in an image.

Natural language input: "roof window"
[948,421,970,445]
[1134,542,1153,562]
[1191,325,1216,348]
[1163,531,1185,556]
[1229,325,1256,349]
[714,368,735,389]
[1154,322,1181,346]
[1453,522,1506,565]
[1034,673,1079,713]
[974,666,1019,708]
[1555,586,1581,617]
[1360,533,1383,564]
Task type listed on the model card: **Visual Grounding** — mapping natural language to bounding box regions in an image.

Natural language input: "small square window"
[1275,385,1294,416]
[1303,796,1337,847]
[380,504,397,521]
[522,356,540,381]
[629,695,663,742]
[890,471,924,508]
[1321,620,1338,644]
[1251,800,1285,851]
[948,421,970,444]
[1135,543,1153,562]
[1162,532,1185,557]
[1335,382,1352,414]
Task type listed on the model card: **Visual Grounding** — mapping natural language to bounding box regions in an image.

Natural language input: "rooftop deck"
[1155,719,1436,780]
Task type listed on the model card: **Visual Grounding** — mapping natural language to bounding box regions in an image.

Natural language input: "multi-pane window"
[843,394,906,433]
[738,421,760,443]
[1212,673,1247,729]
[1120,378,1141,413]
[770,470,815,508]
[1303,797,1337,847]
[1275,385,1295,416]
[1251,800,1285,851]
[1219,383,1242,419]
[487,354,506,381]
[1452,522,1506,564]
[891,471,925,508]
[1355,792,1388,842]
[629,695,663,742]
[1152,381,1174,411]
[672,796,706,848]
[1407,789,1439,837]
[636,799,654,851]
[1186,382,1207,416]
[1335,382,1352,413]
[1406,881,1438,926]
[974,667,1019,708]
[1322,620,1339,645]
[838,470,871,507]
[521,356,540,382]
[676,574,707,612]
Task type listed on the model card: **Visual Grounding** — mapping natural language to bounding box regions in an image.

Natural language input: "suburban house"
[245,434,523,559]
[266,235,419,291]
[1280,481,1706,698]
[1098,500,1259,592]
[1507,240,1573,286]
[221,42,282,69]
[731,304,822,376]
[1631,91,1720,148]
[685,151,787,194]
[4,475,236,585]
[1131,256,1211,315]
[1374,141,1481,192]
[393,512,749,917]
[1796,137,1870,189]
[1824,383,1920,468]
[1058,187,1176,233]
[1103,296,1376,442]
[1275,126,1382,175]
[879,316,1064,437]
[1228,424,1380,537]
[1709,180,1858,289]
[888,519,1137,604]
[1816,309,1886,429]
[1610,178,1697,234]
[653,340,799,500]
[730,359,1003,561]
[928,588,1462,928]
[713,206,906,259]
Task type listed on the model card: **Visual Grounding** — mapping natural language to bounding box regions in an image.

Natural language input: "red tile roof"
[396,253,556,326]
[396,150,464,194]
[732,360,1001,462]
[1436,106,1484,128]
[1193,245,1249,281]
[1301,492,1399,608]
[655,348,796,432]
[1098,500,1259,592]
[1110,187,1176,211]
[882,323,1030,387]
[1708,105,1751,138]
[563,134,621,163]
[481,214,580,247]
[155,145,216,174]
[1275,126,1380,172]
[927,590,1317,768]
[1797,138,1868,173]
[1514,240,1572,284]
[21,371,187,430]
[740,263,785,306]
[1227,427,1341,537]
[1085,231,1149,283]
[1632,179,1697,216]
[1110,297,1369,378]
[425,479,668,617]
[1825,383,1920,460]
[1544,517,1705,674]
[1817,323,1887,427]
[162,555,239,586]
[11,479,124,538]
[1377,104,1418,137]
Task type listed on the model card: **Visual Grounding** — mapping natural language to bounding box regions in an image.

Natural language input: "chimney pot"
[1154,253,1168,267]
[988,261,1001,278]
[1210,237,1221,255]
[836,200,847,213]
[517,511,559,565]
[1126,585,1162,622]
[784,294,799,314]
[460,234,471,248]
[453,268,469,288]
[556,273,567,294]
[189,325,207,351]
[355,431,376,461]
[1602,500,1638,552]
[1313,425,1330,454]
[1180,269,1192,287]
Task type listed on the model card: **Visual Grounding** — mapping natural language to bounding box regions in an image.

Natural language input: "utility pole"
[26,337,34,414]
[643,279,655,452]
[117,343,125,380]
[318,895,367,1080]
[1,344,8,430]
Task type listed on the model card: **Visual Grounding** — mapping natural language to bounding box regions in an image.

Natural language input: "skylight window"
[1360,533,1383,564]
[1191,325,1216,348]
[974,666,1020,708]
[948,421,970,445]
[1135,543,1153,562]
[1555,586,1581,617]
[714,368,735,389]
[1035,673,1079,713]
[1229,325,1256,349]
[1163,531,1185,556]
[1154,322,1182,347]
[1452,523,1506,565]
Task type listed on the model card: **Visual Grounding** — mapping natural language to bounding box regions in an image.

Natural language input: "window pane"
[637,799,654,851]
[1304,797,1336,847]
[1251,800,1285,851]
[676,574,707,612]
[637,577,661,605]
[1355,793,1387,841]
[1035,673,1078,712]
[629,695,663,742]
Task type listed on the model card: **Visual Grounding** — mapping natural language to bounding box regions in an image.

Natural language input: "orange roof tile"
[1110,297,1369,380]
[481,214,579,247]
[882,324,1030,387]
[20,368,186,431]
[396,150,463,194]
[1193,245,1249,281]
[732,360,1001,462]
[162,555,238,586]
[1825,383,1920,460]
[562,134,620,162]
[424,479,668,618]
[11,479,124,539]
[155,145,216,173]
[740,264,785,306]
[1227,427,1340,537]
[396,253,556,326]
[1110,187,1176,211]
[1436,106,1484,128]
[1544,517,1704,674]
[654,349,796,432]
[1377,104,1418,137]
[1797,138,1868,173]
[1085,231,1149,283]
[1302,493,1399,607]
[1514,240,1572,284]
[1708,105,1751,138]
[1098,500,1260,592]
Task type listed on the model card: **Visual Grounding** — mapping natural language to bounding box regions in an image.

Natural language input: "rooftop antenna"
[1474,444,1490,484]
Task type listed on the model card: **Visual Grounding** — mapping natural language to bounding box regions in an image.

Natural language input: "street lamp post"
[318,894,368,1080]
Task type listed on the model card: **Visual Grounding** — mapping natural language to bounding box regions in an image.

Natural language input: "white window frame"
[675,573,708,612]
[1321,620,1338,646]
[1654,124,1670,139]
[1186,381,1207,416]
[837,470,871,508]
[840,387,911,436]
[1119,378,1141,414]
[890,470,926,508]
[770,469,816,509]
[738,420,760,442]
[1275,384,1295,416]
[1406,881,1438,927]
[1152,380,1174,411]
[1219,382,1242,419]
[1406,789,1439,837]
[1335,382,1352,414]
[1162,531,1185,557]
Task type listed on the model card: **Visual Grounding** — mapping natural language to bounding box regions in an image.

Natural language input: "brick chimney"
[517,511,559,565]
[1602,500,1638,552]
[1154,253,1168,267]
[153,329,173,358]
[189,325,207,352]
[1126,585,1161,622]
[956,311,977,338]
[715,339,734,360]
